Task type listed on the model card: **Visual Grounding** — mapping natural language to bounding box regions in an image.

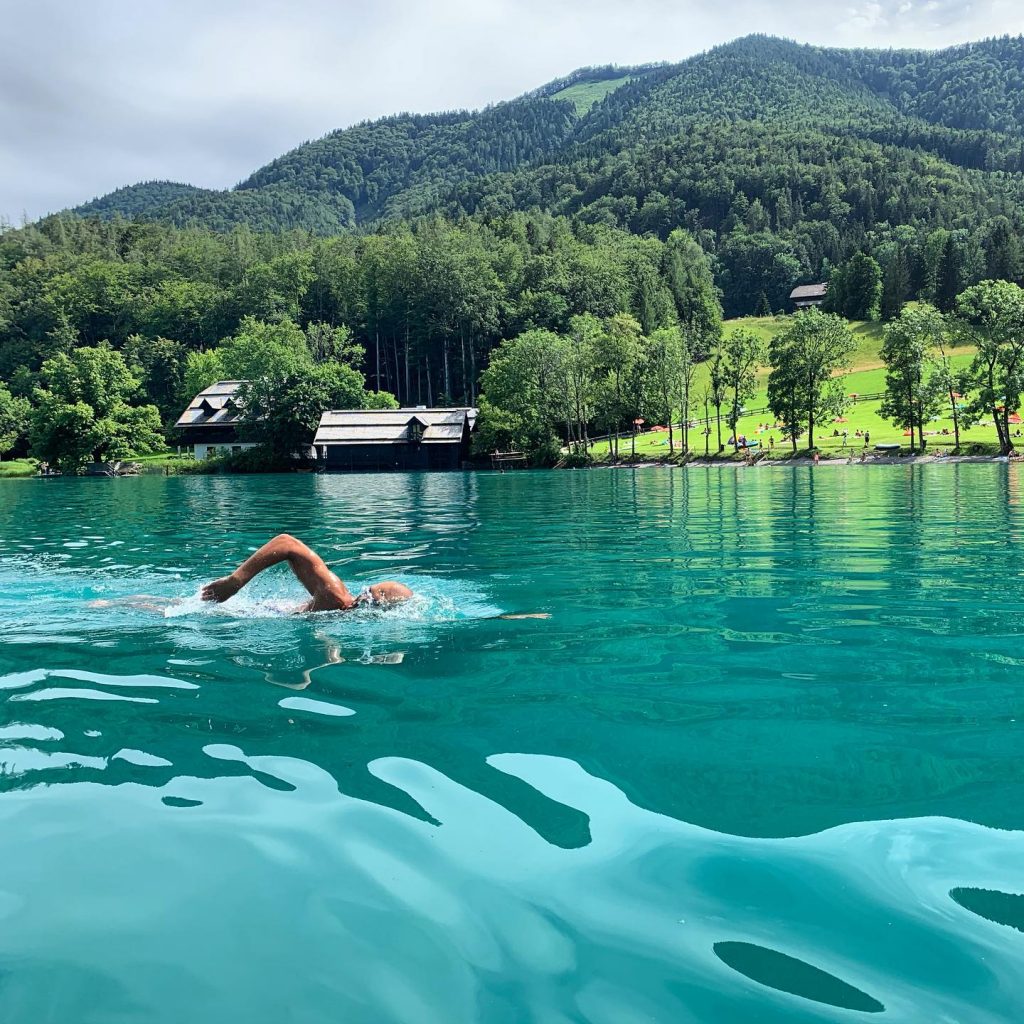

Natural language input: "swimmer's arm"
[202,534,349,606]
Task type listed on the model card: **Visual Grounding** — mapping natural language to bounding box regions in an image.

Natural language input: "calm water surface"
[1,467,1023,1022]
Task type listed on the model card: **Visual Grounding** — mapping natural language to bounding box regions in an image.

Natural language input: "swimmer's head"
[357,581,414,608]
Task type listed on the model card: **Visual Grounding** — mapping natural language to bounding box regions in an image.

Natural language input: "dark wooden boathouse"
[314,407,477,471]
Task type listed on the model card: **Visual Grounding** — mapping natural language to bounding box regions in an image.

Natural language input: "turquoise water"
[1,467,1023,1022]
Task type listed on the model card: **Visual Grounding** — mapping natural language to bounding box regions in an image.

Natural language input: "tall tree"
[983,217,1022,284]
[931,318,971,449]
[565,314,601,453]
[476,329,569,463]
[934,234,965,313]
[720,328,764,450]
[0,384,30,458]
[677,325,699,455]
[663,229,723,342]
[593,313,643,459]
[880,305,945,451]
[124,334,186,427]
[842,253,883,320]
[956,280,1024,453]
[707,341,727,452]
[648,326,682,452]
[767,309,854,449]
[766,334,807,453]
[30,344,163,472]
[880,247,910,322]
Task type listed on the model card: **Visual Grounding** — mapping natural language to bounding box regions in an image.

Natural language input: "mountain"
[70,35,1024,235]
[9,34,1024,439]
[55,35,1024,315]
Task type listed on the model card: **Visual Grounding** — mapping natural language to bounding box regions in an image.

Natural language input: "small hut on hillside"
[314,407,477,471]
[789,283,828,310]
[175,381,256,460]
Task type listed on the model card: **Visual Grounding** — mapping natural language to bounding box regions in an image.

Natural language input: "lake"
[1,466,1023,1022]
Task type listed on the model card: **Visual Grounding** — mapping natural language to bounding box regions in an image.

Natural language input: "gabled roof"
[315,407,477,446]
[789,283,828,300]
[176,381,247,429]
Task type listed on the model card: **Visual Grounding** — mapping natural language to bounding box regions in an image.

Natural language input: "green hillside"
[75,181,212,219]
[592,319,989,459]
[551,75,634,115]
[62,34,1024,318]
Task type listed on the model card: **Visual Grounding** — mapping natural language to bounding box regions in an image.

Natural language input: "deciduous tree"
[30,344,163,472]
[767,309,854,449]
[956,280,1024,453]
[880,305,945,451]
[721,328,764,449]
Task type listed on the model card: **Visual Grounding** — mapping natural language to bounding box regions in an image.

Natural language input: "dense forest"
[0,212,713,410]
[56,35,1024,316]
[2,33,1024,467]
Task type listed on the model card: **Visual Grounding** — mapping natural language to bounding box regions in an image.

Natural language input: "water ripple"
[0,468,1023,1021]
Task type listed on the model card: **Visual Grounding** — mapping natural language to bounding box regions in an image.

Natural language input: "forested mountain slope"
[74,181,212,220]
[70,35,1024,234]
[48,33,1024,316]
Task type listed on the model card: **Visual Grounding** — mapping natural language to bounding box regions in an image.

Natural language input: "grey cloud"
[0,0,1018,222]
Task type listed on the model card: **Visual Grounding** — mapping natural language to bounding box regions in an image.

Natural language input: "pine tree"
[934,234,964,312]
[842,253,882,320]
[983,217,1023,283]
[880,248,910,322]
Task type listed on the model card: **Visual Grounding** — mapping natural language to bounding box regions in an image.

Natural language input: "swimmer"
[202,534,413,613]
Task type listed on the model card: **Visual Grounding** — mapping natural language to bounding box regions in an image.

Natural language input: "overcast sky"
[1,0,1020,223]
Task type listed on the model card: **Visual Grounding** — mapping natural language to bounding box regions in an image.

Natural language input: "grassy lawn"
[592,317,1005,460]
[0,450,195,478]
[725,315,886,375]
[0,458,39,478]
[130,451,194,468]
[551,76,634,115]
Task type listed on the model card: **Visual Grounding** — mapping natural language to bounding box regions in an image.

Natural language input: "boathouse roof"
[315,407,477,446]
[175,380,247,429]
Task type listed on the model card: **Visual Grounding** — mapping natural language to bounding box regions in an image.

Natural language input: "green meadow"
[550,75,635,114]
[591,316,1005,460]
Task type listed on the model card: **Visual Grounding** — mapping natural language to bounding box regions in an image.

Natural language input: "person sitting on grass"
[202,534,413,613]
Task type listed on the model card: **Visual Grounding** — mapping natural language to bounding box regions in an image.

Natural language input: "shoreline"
[585,453,1015,470]
[2,453,1015,480]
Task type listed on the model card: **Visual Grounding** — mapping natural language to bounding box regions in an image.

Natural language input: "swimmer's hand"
[201,575,241,603]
